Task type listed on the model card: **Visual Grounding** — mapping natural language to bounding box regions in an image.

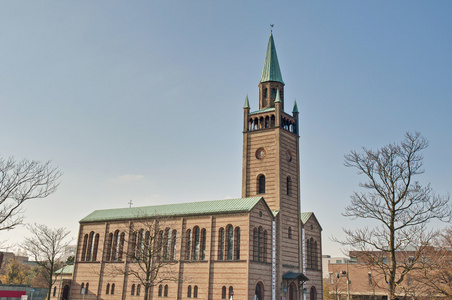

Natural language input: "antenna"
[270,24,274,33]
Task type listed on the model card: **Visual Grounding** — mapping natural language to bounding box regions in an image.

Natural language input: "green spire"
[260,33,284,84]
[275,89,281,103]
[292,100,299,113]
[243,95,250,109]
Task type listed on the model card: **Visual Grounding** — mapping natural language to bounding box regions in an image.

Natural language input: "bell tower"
[242,32,302,293]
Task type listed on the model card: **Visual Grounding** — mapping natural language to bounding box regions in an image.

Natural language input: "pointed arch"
[257,174,265,194]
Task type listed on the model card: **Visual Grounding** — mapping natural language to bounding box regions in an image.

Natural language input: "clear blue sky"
[1,1,451,256]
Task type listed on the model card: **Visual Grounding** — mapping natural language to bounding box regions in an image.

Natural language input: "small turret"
[243,95,250,132]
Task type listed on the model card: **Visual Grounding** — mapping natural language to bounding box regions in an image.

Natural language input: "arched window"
[106,283,110,295]
[158,285,162,297]
[314,240,318,269]
[193,226,200,260]
[263,230,268,262]
[137,284,141,296]
[118,232,125,261]
[286,176,291,196]
[218,228,224,260]
[310,286,317,300]
[112,230,120,261]
[255,282,264,300]
[106,233,113,261]
[187,285,192,298]
[201,229,206,260]
[307,238,314,269]
[222,286,227,299]
[194,285,198,298]
[229,287,234,299]
[131,284,135,296]
[81,283,84,294]
[164,228,171,260]
[93,233,99,261]
[81,234,88,261]
[53,287,56,297]
[234,227,240,260]
[288,227,292,239]
[226,225,233,260]
[186,229,192,260]
[171,230,177,260]
[85,283,89,294]
[263,88,268,98]
[164,285,168,297]
[253,228,258,261]
[272,88,276,98]
[258,175,265,194]
[111,283,115,295]
[86,232,94,261]
[157,230,163,260]
[258,226,262,261]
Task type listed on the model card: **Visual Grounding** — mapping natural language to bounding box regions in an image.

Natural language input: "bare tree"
[0,157,62,231]
[105,216,180,300]
[338,132,451,299]
[21,224,72,300]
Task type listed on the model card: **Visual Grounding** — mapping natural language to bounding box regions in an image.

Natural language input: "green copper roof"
[244,95,250,109]
[275,89,281,103]
[260,33,284,84]
[55,264,74,274]
[300,212,313,224]
[293,100,299,113]
[80,197,264,223]
[249,107,275,115]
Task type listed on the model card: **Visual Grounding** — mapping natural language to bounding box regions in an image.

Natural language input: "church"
[67,33,323,300]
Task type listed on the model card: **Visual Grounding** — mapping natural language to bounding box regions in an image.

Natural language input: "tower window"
[286,176,291,195]
[258,175,265,194]
[263,88,268,98]
[272,88,276,98]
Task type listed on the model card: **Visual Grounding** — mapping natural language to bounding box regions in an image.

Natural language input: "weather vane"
[270,24,274,33]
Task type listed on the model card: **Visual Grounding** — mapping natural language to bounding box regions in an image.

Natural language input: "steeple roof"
[260,33,284,84]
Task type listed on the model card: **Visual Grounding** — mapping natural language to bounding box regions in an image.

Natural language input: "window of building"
[81,234,88,261]
[272,88,276,98]
[263,88,268,98]
[188,285,192,298]
[137,284,141,296]
[93,233,99,261]
[111,283,115,295]
[229,287,233,299]
[106,283,110,295]
[81,283,84,294]
[193,286,198,298]
[158,285,162,297]
[258,175,265,194]
[288,227,292,239]
[87,232,94,261]
[164,285,168,297]
[222,286,226,299]
[227,225,233,260]
[382,256,387,264]
[286,176,291,195]
[193,227,200,260]
[257,227,262,261]
[171,230,177,260]
[218,228,225,260]
[85,283,89,294]
[131,284,135,296]
[201,229,206,260]
[53,287,56,297]
[253,228,258,261]
[234,227,240,260]
[368,273,373,286]
[186,229,192,260]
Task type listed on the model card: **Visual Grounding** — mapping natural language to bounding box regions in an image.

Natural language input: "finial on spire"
[292,99,299,113]
[270,24,274,33]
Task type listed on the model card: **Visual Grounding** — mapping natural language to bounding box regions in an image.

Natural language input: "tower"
[242,32,303,298]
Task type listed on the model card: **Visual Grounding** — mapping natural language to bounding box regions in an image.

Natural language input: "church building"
[67,33,323,300]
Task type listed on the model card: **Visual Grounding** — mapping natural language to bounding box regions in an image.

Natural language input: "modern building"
[68,32,323,300]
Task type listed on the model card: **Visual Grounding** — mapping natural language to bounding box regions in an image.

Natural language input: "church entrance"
[62,285,70,300]
[310,286,317,300]
[254,282,264,300]
[288,282,297,300]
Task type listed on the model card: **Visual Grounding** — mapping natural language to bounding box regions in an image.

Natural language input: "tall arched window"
[110,283,115,295]
[53,287,56,296]
[186,229,192,260]
[226,225,233,260]
[218,228,225,260]
[157,230,163,260]
[253,228,258,261]
[200,229,206,260]
[234,227,240,260]
[222,286,226,299]
[307,238,314,269]
[87,232,94,261]
[106,283,110,295]
[131,284,135,296]
[106,233,113,261]
[171,230,177,260]
[263,229,267,262]
[187,285,192,298]
[310,286,317,300]
[164,285,168,297]
[158,285,162,297]
[286,176,291,196]
[81,283,84,293]
[193,226,200,260]
[85,283,89,294]
[112,230,120,261]
[258,175,265,194]
[258,226,262,261]
[118,232,125,261]
[81,234,88,261]
[314,240,318,269]
[93,233,99,261]
[194,286,198,298]
[164,228,171,260]
[229,287,234,299]
[137,284,141,296]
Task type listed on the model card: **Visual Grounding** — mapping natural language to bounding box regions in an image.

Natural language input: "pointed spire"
[275,89,281,103]
[243,94,250,109]
[260,32,284,84]
[292,100,299,113]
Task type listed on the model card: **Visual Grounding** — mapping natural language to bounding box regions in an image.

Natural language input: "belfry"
[66,33,323,300]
